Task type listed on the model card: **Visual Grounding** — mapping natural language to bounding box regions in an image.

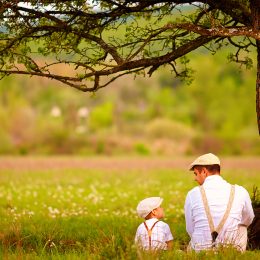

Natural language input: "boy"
[135,197,173,250]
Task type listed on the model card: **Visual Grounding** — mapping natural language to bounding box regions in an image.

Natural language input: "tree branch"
[166,23,260,40]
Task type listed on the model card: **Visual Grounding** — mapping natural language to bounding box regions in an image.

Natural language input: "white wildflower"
[77,107,89,118]
[50,106,61,117]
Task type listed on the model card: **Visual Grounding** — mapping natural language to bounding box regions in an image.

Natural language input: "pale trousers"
[187,225,248,252]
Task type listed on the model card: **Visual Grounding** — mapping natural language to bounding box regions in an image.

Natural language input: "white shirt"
[184,175,255,251]
[135,218,173,250]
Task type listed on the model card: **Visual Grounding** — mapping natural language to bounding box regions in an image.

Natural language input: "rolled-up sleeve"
[184,193,194,237]
[164,224,174,242]
[241,189,255,227]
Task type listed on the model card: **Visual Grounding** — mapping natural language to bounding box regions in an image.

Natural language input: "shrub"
[88,102,114,132]
[145,118,194,141]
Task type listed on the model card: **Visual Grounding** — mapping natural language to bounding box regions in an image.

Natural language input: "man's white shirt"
[135,218,173,250]
[184,175,254,251]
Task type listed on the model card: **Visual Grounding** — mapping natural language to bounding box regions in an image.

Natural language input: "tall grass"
[0,165,259,259]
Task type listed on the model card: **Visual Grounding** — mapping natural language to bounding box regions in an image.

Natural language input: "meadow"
[0,157,259,259]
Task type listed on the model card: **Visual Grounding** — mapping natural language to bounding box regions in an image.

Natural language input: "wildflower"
[77,107,89,118]
[50,106,61,117]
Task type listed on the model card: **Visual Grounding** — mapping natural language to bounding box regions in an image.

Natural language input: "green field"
[0,157,259,259]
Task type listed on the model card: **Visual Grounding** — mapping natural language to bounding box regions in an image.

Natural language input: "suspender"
[143,220,159,249]
[199,185,235,245]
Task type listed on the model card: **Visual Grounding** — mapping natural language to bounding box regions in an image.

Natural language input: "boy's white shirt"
[135,218,173,250]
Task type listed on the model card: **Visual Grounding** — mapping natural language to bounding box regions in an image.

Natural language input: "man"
[184,153,255,251]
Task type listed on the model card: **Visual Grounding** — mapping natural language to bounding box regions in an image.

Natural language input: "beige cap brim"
[189,153,220,171]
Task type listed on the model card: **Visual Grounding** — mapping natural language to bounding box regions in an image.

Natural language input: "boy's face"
[152,206,164,219]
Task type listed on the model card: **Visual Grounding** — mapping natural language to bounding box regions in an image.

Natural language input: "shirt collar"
[203,174,223,184]
[145,217,159,224]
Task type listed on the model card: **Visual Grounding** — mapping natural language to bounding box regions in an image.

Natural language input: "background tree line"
[0,46,258,155]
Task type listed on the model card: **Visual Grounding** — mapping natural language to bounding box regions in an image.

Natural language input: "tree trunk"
[250,0,260,134]
[257,41,260,135]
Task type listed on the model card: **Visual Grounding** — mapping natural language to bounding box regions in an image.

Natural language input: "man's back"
[185,175,254,251]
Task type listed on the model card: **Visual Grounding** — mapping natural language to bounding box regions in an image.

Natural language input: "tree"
[0,0,260,133]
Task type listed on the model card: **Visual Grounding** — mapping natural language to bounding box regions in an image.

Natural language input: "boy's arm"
[135,225,142,245]
[164,224,174,250]
[241,188,255,227]
[134,230,139,244]
[166,240,173,250]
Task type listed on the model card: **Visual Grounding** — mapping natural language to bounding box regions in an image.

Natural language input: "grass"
[0,162,259,259]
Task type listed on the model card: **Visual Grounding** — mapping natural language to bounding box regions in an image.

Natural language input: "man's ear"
[204,167,210,176]
[200,167,206,176]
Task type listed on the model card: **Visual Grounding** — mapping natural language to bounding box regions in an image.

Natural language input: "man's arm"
[241,188,255,227]
[184,193,194,236]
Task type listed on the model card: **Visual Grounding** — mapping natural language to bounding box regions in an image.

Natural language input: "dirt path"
[0,156,259,171]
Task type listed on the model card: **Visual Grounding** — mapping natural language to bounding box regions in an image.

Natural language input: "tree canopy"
[0,0,260,132]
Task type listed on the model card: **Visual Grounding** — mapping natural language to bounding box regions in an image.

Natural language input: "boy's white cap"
[136,197,163,218]
[189,153,220,170]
